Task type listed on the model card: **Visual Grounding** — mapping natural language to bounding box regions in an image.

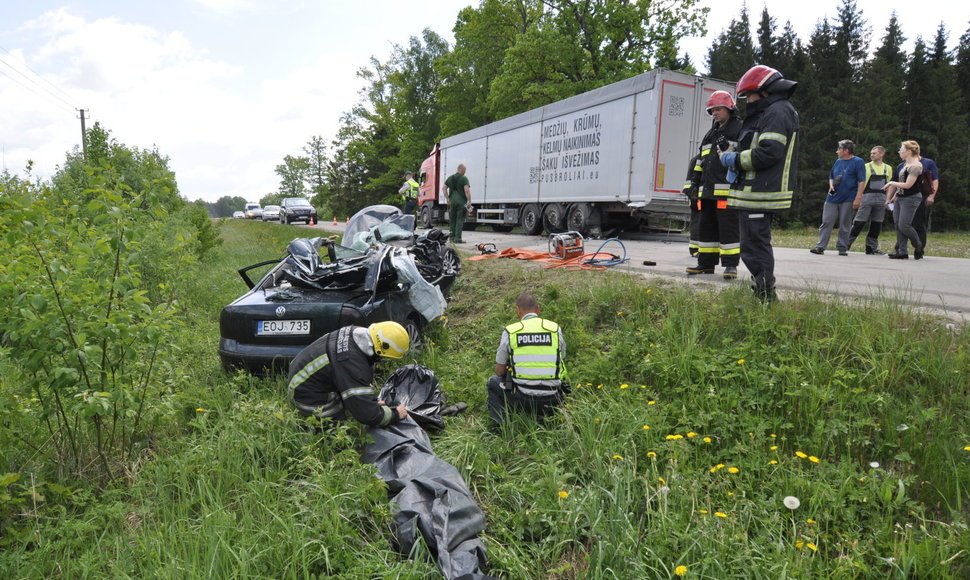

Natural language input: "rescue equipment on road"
[549,231,585,260]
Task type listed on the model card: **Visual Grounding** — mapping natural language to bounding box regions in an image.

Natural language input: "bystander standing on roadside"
[846,145,893,255]
[884,140,925,260]
[810,140,865,256]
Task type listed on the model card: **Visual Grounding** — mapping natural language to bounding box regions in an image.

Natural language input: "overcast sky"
[1,0,965,204]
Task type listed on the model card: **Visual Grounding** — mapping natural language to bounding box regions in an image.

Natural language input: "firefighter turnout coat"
[728,94,799,211]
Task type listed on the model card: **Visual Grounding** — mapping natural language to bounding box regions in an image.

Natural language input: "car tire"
[405,315,424,353]
[282,213,288,225]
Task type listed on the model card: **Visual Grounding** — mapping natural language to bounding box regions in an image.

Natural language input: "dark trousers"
[739,210,775,294]
[449,200,466,242]
[486,375,562,426]
[403,198,417,215]
[913,193,929,250]
[688,199,700,256]
[696,199,740,268]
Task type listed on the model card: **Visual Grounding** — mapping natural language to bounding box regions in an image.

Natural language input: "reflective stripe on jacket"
[506,316,565,394]
[728,95,799,211]
[403,179,419,199]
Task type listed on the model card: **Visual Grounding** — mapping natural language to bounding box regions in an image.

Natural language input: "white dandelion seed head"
[869,461,880,469]
[783,496,801,510]
[896,424,909,432]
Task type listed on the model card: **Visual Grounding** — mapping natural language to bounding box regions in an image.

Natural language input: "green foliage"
[3,222,970,577]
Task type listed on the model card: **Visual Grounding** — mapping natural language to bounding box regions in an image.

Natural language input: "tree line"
[216,0,969,230]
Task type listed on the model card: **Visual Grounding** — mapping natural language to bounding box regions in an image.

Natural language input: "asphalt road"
[306,219,969,321]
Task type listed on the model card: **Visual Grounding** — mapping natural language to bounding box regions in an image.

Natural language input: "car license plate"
[258,319,310,335]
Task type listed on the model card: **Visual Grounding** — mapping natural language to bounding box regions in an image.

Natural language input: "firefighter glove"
[719,152,738,169]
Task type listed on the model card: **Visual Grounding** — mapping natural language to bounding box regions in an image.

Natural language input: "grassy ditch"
[2,219,969,579]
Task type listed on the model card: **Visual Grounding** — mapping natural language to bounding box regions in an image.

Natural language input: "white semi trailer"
[417,68,735,237]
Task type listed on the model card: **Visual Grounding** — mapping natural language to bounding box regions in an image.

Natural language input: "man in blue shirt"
[810,140,866,256]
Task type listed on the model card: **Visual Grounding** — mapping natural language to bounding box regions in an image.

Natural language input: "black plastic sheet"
[364,365,496,580]
[380,364,447,431]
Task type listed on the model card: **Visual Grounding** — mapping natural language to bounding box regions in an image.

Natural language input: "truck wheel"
[543,204,566,234]
[567,203,600,236]
[420,205,434,229]
[521,204,543,235]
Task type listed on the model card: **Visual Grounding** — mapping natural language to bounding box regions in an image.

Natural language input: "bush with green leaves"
[0,175,194,483]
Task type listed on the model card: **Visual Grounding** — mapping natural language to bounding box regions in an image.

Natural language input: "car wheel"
[282,213,288,225]
[441,247,462,276]
[521,203,543,235]
[405,315,424,353]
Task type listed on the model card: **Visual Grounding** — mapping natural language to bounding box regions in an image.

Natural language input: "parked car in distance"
[262,205,281,221]
[244,202,262,220]
[232,211,246,219]
[219,205,460,374]
[280,197,316,225]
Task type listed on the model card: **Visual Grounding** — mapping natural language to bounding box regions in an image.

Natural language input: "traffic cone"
[309,215,315,226]
[332,216,337,225]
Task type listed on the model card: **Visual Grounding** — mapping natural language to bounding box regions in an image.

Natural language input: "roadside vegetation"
[3,201,969,577]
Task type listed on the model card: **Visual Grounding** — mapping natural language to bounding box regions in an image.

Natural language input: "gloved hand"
[719,151,738,168]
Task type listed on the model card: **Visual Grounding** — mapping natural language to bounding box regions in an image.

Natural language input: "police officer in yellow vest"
[486,292,568,427]
[399,171,420,215]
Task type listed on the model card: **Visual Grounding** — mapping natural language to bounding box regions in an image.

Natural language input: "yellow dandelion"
[795,540,805,549]
[640,384,647,389]
[596,384,603,389]
[649,343,654,348]
[665,434,683,440]
[703,437,712,443]
[737,359,745,365]
[768,460,778,465]
[807,519,816,524]
[594,418,601,424]
[699,509,708,514]
[617,311,624,315]
[643,425,651,430]
[809,456,820,463]
[648,400,657,405]
[674,565,688,576]
[687,432,698,438]
[727,491,735,496]
[964,446,970,451]
[727,467,740,474]
[795,451,808,459]
[558,491,569,499]
[647,451,657,458]
[620,383,630,389]
[646,288,652,294]
[806,542,818,552]
[196,408,206,412]
[613,454,624,460]
[770,445,779,450]
[715,512,727,518]
[770,434,777,438]
[658,477,666,485]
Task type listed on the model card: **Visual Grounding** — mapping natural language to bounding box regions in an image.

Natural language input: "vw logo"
[275,306,286,318]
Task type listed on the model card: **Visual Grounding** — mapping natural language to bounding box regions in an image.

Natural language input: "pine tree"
[707,6,755,81]
[853,15,907,151]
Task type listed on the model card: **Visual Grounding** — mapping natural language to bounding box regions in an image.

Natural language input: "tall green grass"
[2,220,968,579]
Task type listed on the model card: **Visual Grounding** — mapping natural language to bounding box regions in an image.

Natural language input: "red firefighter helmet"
[706,90,736,114]
[736,65,783,97]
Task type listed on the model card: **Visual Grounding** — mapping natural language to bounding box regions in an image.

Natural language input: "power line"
[0,46,77,112]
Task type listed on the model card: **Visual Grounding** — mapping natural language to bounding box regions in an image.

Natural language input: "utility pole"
[77,108,89,160]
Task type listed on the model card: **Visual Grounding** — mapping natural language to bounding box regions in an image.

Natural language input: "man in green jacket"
[442,164,471,243]
[486,292,568,427]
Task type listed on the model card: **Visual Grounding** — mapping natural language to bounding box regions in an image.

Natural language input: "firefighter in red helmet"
[684,90,743,279]
[718,65,800,303]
